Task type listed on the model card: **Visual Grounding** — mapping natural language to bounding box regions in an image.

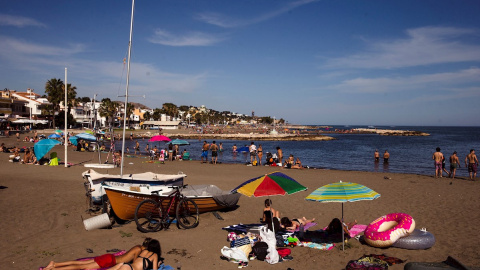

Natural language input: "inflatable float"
[364,213,415,248]
[392,228,435,249]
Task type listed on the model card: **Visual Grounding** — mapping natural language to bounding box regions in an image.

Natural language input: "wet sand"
[0,134,479,270]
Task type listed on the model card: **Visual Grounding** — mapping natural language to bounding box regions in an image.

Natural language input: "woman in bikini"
[257,144,263,165]
[44,238,154,270]
[280,217,315,231]
[109,239,161,270]
[262,199,281,231]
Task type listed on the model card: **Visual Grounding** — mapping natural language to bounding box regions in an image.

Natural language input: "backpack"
[252,241,269,261]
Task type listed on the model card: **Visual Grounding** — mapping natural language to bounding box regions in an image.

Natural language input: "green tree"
[98,98,119,128]
[143,111,151,121]
[162,103,178,118]
[45,78,64,128]
[152,108,162,121]
[125,102,134,127]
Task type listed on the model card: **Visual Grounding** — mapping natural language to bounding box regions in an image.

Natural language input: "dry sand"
[1,134,479,270]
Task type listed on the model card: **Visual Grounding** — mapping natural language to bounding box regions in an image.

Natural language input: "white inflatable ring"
[364,213,415,247]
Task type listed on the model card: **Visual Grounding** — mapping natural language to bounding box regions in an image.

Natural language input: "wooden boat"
[83,169,186,206]
[104,185,241,221]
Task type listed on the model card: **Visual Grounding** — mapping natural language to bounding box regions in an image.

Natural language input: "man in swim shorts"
[201,141,209,163]
[383,150,390,164]
[432,147,444,178]
[210,141,218,164]
[465,149,479,180]
[449,151,460,179]
[374,149,380,162]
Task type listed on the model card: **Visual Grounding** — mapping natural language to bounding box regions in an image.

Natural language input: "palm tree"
[99,98,119,129]
[143,111,151,121]
[126,102,134,127]
[63,83,77,119]
[45,78,64,128]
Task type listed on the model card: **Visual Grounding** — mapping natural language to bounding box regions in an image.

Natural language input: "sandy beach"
[1,134,479,270]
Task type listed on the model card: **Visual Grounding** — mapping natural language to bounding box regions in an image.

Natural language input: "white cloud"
[148,29,225,46]
[0,36,84,57]
[323,26,480,69]
[196,0,316,28]
[0,14,46,28]
[330,67,480,94]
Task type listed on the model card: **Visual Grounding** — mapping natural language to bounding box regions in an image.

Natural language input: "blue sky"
[1,0,480,126]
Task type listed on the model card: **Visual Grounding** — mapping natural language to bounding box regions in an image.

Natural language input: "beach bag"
[276,248,291,258]
[230,237,250,248]
[252,242,269,261]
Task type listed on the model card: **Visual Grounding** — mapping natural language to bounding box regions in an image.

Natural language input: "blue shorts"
[201,150,208,158]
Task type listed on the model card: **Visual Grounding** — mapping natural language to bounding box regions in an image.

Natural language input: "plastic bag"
[259,226,279,264]
[221,246,248,263]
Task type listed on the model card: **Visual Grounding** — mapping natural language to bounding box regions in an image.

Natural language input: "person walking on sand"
[383,150,390,163]
[201,141,209,163]
[449,151,461,179]
[210,140,219,164]
[465,149,479,180]
[432,147,444,178]
[374,149,380,162]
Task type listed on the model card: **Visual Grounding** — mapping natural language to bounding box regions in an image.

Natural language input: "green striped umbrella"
[306,181,380,250]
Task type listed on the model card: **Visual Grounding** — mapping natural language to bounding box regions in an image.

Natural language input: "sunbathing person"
[325,218,357,238]
[291,157,303,169]
[108,239,161,270]
[44,238,154,270]
[280,217,315,231]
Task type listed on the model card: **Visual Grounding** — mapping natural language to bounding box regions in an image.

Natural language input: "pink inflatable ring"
[364,213,415,247]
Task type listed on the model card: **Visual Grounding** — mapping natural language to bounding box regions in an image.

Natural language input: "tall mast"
[120,0,135,177]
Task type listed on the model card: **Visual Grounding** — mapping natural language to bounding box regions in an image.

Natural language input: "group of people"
[261,199,355,240]
[42,238,162,270]
[433,147,478,180]
[201,140,223,164]
[374,149,390,163]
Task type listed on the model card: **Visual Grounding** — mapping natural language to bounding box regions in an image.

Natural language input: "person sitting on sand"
[291,157,303,169]
[22,148,35,164]
[284,155,294,168]
[108,239,161,270]
[280,217,315,231]
[44,238,155,270]
[262,199,281,231]
[325,218,357,238]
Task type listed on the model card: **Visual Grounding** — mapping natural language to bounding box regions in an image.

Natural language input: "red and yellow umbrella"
[232,171,307,197]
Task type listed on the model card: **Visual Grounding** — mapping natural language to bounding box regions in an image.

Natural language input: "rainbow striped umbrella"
[306,181,380,250]
[232,171,307,197]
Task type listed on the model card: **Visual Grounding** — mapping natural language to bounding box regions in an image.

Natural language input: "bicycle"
[134,185,199,232]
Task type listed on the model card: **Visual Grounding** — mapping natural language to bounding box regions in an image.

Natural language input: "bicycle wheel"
[176,198,199,229]
[134,199,163,232]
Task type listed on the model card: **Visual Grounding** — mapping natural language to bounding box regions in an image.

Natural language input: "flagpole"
[64,67,68,168]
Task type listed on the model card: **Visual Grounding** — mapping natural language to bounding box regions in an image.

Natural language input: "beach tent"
[69,136,78,146]
[34,139,61,160]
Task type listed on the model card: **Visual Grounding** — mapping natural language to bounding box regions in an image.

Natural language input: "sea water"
[116,126,480,178]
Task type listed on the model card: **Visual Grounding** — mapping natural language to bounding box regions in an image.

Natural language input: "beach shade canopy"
[148,135,171,142]
[84,130,94,134]
[69,136,78,146]
[236,146,249,152]
[54,129,64,135]
[34,139,61,160]
[48,133,62,139]
[167,139,190,146]
[305,181,380,250]
[76,133,97,141]
[232,171,307,197]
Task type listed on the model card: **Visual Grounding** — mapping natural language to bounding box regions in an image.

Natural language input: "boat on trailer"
[104,184,241,221]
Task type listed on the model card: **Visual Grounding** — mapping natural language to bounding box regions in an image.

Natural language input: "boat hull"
[104,186,240,221]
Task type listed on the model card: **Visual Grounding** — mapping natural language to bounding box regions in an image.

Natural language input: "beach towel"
[287,222,317,232]
[222,223,264,234]
[299,242,335,250]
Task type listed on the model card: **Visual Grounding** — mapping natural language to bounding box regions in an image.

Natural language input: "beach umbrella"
[48,133,62,139]
[76,133,97,141]
[232,171,307,197]
[167,139,190,146]
[232,171,307,233]
[305,181,380,250]
[34,139,61,160]
[69,136,78,146]
[54,129,64,135]
[148,135,171,142]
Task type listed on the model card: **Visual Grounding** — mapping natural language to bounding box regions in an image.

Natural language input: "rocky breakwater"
[166,133,335,141]
[353,128,430,136]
